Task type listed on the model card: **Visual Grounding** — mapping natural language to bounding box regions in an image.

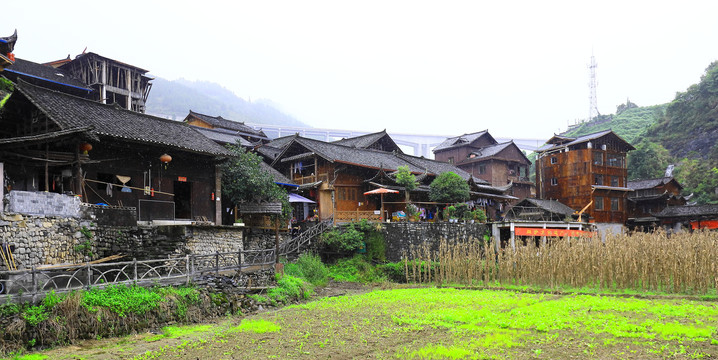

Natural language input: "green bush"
[284,253,329,287]
[22,305,49,327]
[267,275,313,305]
[364,230,386,262]
[328,255,386,283]
[321,223,364,252]
[378,262,406,283]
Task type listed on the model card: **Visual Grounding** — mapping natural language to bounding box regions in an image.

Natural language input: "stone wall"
[243,227,290,251]
[6,191,81,218]
[382,222,489,262]
[0,213,244,270]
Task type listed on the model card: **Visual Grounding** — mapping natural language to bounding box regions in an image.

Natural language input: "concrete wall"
[382,222,489,262]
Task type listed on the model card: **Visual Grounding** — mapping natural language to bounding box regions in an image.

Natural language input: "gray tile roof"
[13,80,233,157]
[538,130,635,152]
[512,198,577,217]
[627,177,680,191]
[192,126,253,147]
[467,141,512,160]
[187,110,268,139]
[332,130,401,152]
[433,130,492,152]
[654,204,718,218]
[4,58,92,92]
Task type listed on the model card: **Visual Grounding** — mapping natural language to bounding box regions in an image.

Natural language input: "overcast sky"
[5,1,718,141]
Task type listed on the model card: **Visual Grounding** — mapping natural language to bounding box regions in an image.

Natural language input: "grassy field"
[24,286,717,359]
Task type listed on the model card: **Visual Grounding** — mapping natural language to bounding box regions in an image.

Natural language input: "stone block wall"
[382,222,489,262]
[0,213,244,270]
[6,191,81,218]
[243,227,290,251]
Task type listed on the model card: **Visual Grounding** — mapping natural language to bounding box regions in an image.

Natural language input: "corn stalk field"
[405,230,718,295]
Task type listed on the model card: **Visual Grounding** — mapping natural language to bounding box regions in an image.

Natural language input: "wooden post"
[44,145,49,192]
[274,217,280,264]
[215,165,222,225]
[492,223,500,254]
[73,144,83,197]
[541,223,547,247]
[509,222,516,251]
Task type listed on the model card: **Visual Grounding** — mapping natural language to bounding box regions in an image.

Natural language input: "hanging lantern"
[160,153,172,169]
[79,143,93,155]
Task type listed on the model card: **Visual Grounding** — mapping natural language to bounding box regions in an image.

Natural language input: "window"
[594,174,604,185]
[595,197,604,210]
[448,157,454,164]
[550,157,558,164]
[611,198,620,211]
[611,176,619,187]
[607,154,624,168]
[593,152,603,166]
[478,164,486,174]
[550,177,558,186]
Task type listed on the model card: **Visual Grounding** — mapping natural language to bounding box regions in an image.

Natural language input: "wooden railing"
[334,211,381,223]
[279,218,332,256]
[0,248,275,302]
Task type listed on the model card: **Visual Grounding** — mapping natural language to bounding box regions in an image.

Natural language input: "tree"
[627,141,671,180]
[221,143,291,219]
[395,165,417,202]
[429,172,470,203]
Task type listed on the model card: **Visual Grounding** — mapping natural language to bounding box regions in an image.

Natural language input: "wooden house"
[654,204,718,232]
[535,130,635,226]
[626,177,688,230]
[333,130,403,153]
[264,134,516,223]
[433,131,532,201]
[0,80,233,224]
[183,110,269,145]
[505,198,578,222]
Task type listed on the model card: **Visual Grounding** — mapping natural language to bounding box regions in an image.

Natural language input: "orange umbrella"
[364,188,399,221]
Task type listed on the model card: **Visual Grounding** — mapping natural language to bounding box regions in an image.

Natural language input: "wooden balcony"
[334,210,381,223]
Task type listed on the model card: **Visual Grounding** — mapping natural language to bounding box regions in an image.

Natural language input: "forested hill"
[145,77,307,127]
[560,61,718,204]
[561,103,666,145]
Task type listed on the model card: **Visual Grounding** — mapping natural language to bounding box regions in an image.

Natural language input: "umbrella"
[364,188,399,221]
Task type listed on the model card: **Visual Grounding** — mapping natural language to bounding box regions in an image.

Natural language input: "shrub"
[284,253,329,287]
[328,255,386,283]
[378,262,406,283]
[321,224,364,252]
[364,230,386,262]
[267,275,313,305]
[454,203,470,221]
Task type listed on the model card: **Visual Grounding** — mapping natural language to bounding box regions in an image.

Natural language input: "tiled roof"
[192,126,253,147]
[259,161,295,185]
[654,204,718,218]
[467,141,513,161]
[62,52,150,74]
[187,110,267,139]
[3,58,92,91]
[396,153,474,181]
[332,130,401,152]
[239,202,282,214]
[433,130,492,152]
[627,177,681,191]
[13,80,233,157]
[538,130,635,152]
[517,198,577,216]
[256,145,284,161]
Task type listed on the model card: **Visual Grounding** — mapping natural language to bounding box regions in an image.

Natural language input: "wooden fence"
[334,210,381,223]
[0,248,275,302]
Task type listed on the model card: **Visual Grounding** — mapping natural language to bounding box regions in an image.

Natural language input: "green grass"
[327,255,386,283]
[20,287,718,359]
[145,324,215,342]
[82,284,164,317]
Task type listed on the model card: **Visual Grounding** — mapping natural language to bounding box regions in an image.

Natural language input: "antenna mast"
[588,53,599,121]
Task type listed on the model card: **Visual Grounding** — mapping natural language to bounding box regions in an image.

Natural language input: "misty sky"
[4,1,718,141]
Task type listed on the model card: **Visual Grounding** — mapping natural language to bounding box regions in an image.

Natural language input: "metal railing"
[0,248,275,302]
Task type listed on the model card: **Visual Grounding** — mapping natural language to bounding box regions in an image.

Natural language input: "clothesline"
[83,178,175,197]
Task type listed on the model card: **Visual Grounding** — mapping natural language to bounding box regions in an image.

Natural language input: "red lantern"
[159,154,172,163]
[79,143,92,155]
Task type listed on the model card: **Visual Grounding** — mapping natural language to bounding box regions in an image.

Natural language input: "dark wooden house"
[433,131,532,201]
[265,134,515,223]
[535,130,635,225]
[183,110,269,145]
[626,177,688,230]
[0,80,233,224]
[654,204,718,232]
[505,198,577,222]
[55,52,153,113]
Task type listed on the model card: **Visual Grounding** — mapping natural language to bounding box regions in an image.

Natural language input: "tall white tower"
[588,53,599,121]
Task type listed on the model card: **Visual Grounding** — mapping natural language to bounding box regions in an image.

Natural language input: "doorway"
[174,181,192,219]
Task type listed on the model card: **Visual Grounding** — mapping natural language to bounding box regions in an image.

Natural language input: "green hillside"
[559,62,718,204]
[562,103,666,145]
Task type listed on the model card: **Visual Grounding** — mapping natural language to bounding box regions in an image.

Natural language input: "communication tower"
[588,53,599,121]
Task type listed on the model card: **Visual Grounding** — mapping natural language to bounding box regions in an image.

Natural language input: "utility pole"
[588,52,599,121]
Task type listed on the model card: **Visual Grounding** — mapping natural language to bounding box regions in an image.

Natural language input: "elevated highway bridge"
[248,123,547,158]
